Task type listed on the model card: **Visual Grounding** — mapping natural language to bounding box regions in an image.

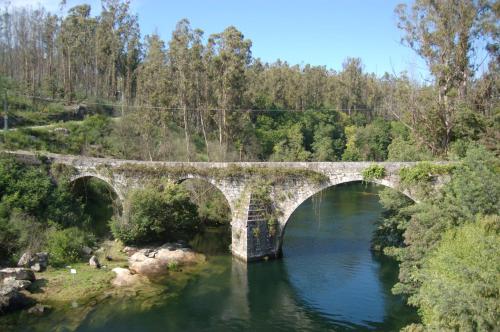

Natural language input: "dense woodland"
[0,0,499,331]
[0,0,498,162]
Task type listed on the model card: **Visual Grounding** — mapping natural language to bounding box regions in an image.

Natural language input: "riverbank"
[0,240,208,331]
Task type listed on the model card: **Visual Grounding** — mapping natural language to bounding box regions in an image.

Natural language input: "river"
[7,182,418,331]
[74,182,418,331]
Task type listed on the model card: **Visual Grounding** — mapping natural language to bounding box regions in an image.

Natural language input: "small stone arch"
[274,178,416,257]
[175,175,235,214]
[69,172,125,203]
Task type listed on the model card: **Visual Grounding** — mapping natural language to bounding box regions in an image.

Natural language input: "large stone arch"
[273,177,416,258]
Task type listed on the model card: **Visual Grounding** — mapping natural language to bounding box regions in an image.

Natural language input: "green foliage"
[342,120,392,161]
[0,155,113,264]
[414,216,500,331]
[115,163,328,186]
[399,162,454,199]
[45,227,96,266]
[389,146,500,330]
[362,164,386,181]
[270,123,311,161]
[111,182,200,245]
[387,136,432,161]
[372,188,414,251]
[0,115,115,156]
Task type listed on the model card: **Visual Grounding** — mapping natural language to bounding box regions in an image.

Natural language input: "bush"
[414,216,500,331]
[111,182,200,245]
[45,227,95,266]
[362,164,386,181]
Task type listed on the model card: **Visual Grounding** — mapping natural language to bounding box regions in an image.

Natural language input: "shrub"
[362,164,386,181]
[111,182,200,245]
[45,227,95,266]
[399,162,453,187]
[414,216,500,331]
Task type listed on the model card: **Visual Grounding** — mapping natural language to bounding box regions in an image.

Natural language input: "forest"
[0,0,498,331]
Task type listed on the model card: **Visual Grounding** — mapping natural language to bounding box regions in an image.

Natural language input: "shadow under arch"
[70,173,125,202]
[176,176,233,255]
[69,174,124,238]
[276,179,416,256]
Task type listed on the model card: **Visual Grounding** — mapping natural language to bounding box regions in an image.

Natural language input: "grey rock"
[3,277,31,291]
[27,303,51,315]
[30,263,42,272]
[17,252,32,267]
[35,252,49,268]
[0,268,36,282]
[81,246,93,256]
[18,252,49,272]
[0,285,31,314]
[122,246,138,256]
[89,256,100,269]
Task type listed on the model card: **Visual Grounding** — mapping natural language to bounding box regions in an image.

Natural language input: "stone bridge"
[5,150,448,262]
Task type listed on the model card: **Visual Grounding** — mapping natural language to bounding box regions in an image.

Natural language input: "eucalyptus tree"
[135,33,169,160]
[395,0,498,153]
[59,4,96,99]
[168,19,205,161]
[208,26,252,154]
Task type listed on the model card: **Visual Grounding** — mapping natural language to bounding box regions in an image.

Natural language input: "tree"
[414,215,500,331]
[168,19,204,161]
[395,0,498,153]
[111,182,200,244]
[209,26,252,154]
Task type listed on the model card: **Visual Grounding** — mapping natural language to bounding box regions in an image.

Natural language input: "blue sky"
[10,0,429,78]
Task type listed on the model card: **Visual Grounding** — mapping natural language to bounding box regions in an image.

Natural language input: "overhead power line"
[14,93,385,113]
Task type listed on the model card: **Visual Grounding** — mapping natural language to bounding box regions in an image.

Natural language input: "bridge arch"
[175,175,236,214]
[70,172,125,203]
[274,178,415,257]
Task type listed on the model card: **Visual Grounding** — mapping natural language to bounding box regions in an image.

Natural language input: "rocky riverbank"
[0,240,206,327]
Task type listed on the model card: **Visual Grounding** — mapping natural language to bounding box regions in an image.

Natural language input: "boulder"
[89,256,101,269]
[35,252,49,271]
[122,246,139,256]
[3,277,31,291]
[17,252,31,267]
[30,263,42,272]
[18,252,48,272]
[0,285,31,314]
[27,303,51,315]
[81,246,93,256]
[128,251,164,276]
[128,247,201,277]
[155,248,199,265]
[0,268,36,282]
[111,268,143,287]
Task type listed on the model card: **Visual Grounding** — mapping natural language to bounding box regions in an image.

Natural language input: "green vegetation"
[45,227,96,267]
[377,146,500,330]
[0,156,90,264]
[0,0,498,330]
[0,115,116,156]
[414,215,499,331]
[180,179,231,227]
[362,164,386,181]
[110,182,200,245]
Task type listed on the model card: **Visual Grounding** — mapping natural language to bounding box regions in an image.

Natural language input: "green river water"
[6,182,419,331]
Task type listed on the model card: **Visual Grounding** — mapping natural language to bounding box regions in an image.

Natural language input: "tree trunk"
[183,105,190,162]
